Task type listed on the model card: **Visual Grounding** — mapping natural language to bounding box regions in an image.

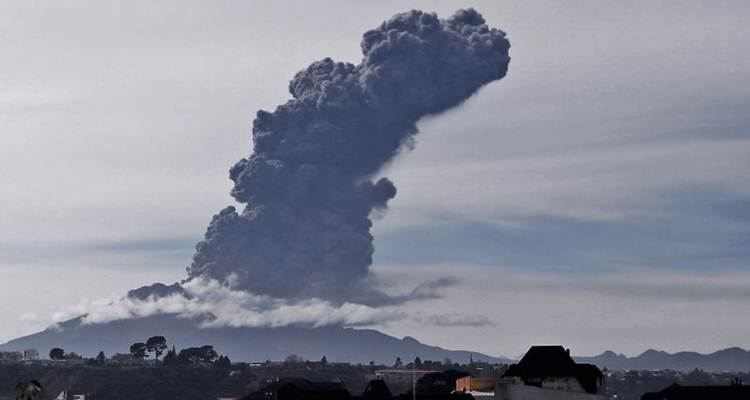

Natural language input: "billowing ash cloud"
[185,9,510,304]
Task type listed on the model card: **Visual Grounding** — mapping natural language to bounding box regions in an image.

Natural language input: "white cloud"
[42,276,495,333]
[50,278,403,329]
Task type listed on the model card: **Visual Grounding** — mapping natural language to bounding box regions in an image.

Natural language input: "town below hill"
[2,336,750,400]
[1,354,749,400]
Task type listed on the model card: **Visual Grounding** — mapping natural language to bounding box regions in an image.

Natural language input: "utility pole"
[412,355,416,400]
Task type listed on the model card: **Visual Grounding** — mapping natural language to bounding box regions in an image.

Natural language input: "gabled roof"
[573,364,604,394]
[362,380,392,399]
[504,346,578,377]
[503,346,603,394]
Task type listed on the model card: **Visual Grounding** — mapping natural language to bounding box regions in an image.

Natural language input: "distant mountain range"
[575,348,750,372]
[0,315,509,365]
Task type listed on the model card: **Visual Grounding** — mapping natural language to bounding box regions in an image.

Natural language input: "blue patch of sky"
[374,187,749,272]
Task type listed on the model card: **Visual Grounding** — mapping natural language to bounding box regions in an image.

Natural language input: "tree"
[320,355,328,365]
[15,381,43,400]
[200,345,219,363]
[49,347,65,360]
[284,354,303,364]
[146,336,168,360]
[394,357,403,368]
[215,355,231,368]
[414,356,422,368]
[130,342,147,362]
[96,351,106,364]
[163,346,178,366]
[178,345,219,365]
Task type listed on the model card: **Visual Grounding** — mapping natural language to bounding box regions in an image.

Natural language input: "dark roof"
[362,380,392,399]
[641,383,750,400]
[504,346,578,377]
[503,346,603,394]
[242,378,351,400]
[573,364,604,394]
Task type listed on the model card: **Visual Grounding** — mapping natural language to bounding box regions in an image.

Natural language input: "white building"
[23,349,40,361]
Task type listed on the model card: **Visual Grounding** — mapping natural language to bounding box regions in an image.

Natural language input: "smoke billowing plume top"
[186,9,510,304]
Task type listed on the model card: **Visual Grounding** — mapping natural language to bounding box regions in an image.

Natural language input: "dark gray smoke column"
[187,9,510,303]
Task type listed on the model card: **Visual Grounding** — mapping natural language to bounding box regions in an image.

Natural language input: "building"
[23,349,40,361]
[455,377,495,400]
[641,382,750,400]
[110,353,137,364]
[0,351,23,364]
[456,377,495,392]
[496,346,607,400]
[241,378,352,400]
[374,370,442,388]
[361,380,393,400]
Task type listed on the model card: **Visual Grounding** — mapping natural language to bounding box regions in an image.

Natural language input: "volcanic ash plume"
[186,9,510,304]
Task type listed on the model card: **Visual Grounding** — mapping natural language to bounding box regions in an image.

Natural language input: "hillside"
[0,315,508,365]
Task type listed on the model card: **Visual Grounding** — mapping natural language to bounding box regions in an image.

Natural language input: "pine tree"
[163,345,178,366]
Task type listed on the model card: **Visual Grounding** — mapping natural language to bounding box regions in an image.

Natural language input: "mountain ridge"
[3,316,748,371]
[0,314,509,365]
[575,347,750,372]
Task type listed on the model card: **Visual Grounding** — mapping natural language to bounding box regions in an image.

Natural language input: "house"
[241,378,352,400]
[23,349,40,361]
[496,346,607,400]
[456,377,495,392]
[110,353,137,364]
[374,370,441,387]
[641,382,750,400]
[361,380,393,400]
[455,377,495,399]
[0,351,23,364]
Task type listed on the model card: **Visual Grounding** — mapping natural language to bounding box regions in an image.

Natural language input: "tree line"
[48,335,231,367]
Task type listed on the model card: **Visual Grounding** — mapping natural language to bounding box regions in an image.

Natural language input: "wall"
[541,377,586,393]
[456,377,496,392]
[495,383,607,400]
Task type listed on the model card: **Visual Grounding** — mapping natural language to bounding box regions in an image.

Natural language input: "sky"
[1,0,749,358]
